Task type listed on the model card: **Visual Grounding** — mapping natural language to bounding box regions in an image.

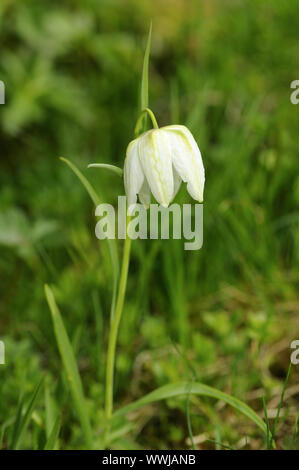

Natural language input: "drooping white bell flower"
[124,125,205,209]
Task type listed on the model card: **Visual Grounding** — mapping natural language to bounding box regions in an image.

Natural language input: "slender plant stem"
[104,221,132,447]
[134,107,159,136]
[103,102,156,447]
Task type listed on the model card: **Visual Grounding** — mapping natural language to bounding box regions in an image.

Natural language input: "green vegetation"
[0,0,298,450]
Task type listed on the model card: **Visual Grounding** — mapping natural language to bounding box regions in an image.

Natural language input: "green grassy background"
[0,0,299,449]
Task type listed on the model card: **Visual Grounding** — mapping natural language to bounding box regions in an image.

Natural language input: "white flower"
[124,125,205,209]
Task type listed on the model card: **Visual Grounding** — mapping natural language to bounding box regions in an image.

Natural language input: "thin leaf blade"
[113,381,269,437]
[44,415,61,450]
[60,157,100,206]
[60,156,119,318]
[44,284,93,448]
[88,163,123,177]
[11,376,44,450]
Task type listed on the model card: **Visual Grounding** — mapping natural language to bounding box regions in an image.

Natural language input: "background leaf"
[11,377,44,450]
[114,381,269,437]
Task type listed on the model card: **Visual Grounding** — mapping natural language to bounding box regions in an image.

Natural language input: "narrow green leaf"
[271,362,291,446]
[141,21,152,112]
[12,376,44,449]
[44,415,61,450]
[10,398,25,448]
[206,439,235,450]
[92,290,103,380]
[262,396,271,449]
[113,382,269,437]
[44,284,93,448]
[88,163,123,177]
[10,372,26,449]
[60,157,100,206]
[60,156,119,319]
[45,381,59,450]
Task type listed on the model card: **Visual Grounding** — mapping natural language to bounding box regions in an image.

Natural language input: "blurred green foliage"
[0,0,299,449]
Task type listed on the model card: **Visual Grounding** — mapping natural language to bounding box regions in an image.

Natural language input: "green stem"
[134,107,159,136]
[103,105,157,447]
[104,221,132,448]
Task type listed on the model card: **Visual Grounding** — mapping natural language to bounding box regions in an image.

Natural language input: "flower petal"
[172,166,182,199]
[124,139,144,209]
[164,125,205,202]
[138,129,174,207]
[138,177,151,208]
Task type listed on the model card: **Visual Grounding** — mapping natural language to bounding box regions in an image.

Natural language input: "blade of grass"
[92,290,103,381]
[45,381,59,449]
[113,381,270,437]
[11,376,44,450]
[213,425,222,450]
[44,284,93,448]
[45,383,55,438]
[262,396,271,449]
[206,439,235,450]
[271,362,292,446]
[44,415,61,450]
[10,387,25,449]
